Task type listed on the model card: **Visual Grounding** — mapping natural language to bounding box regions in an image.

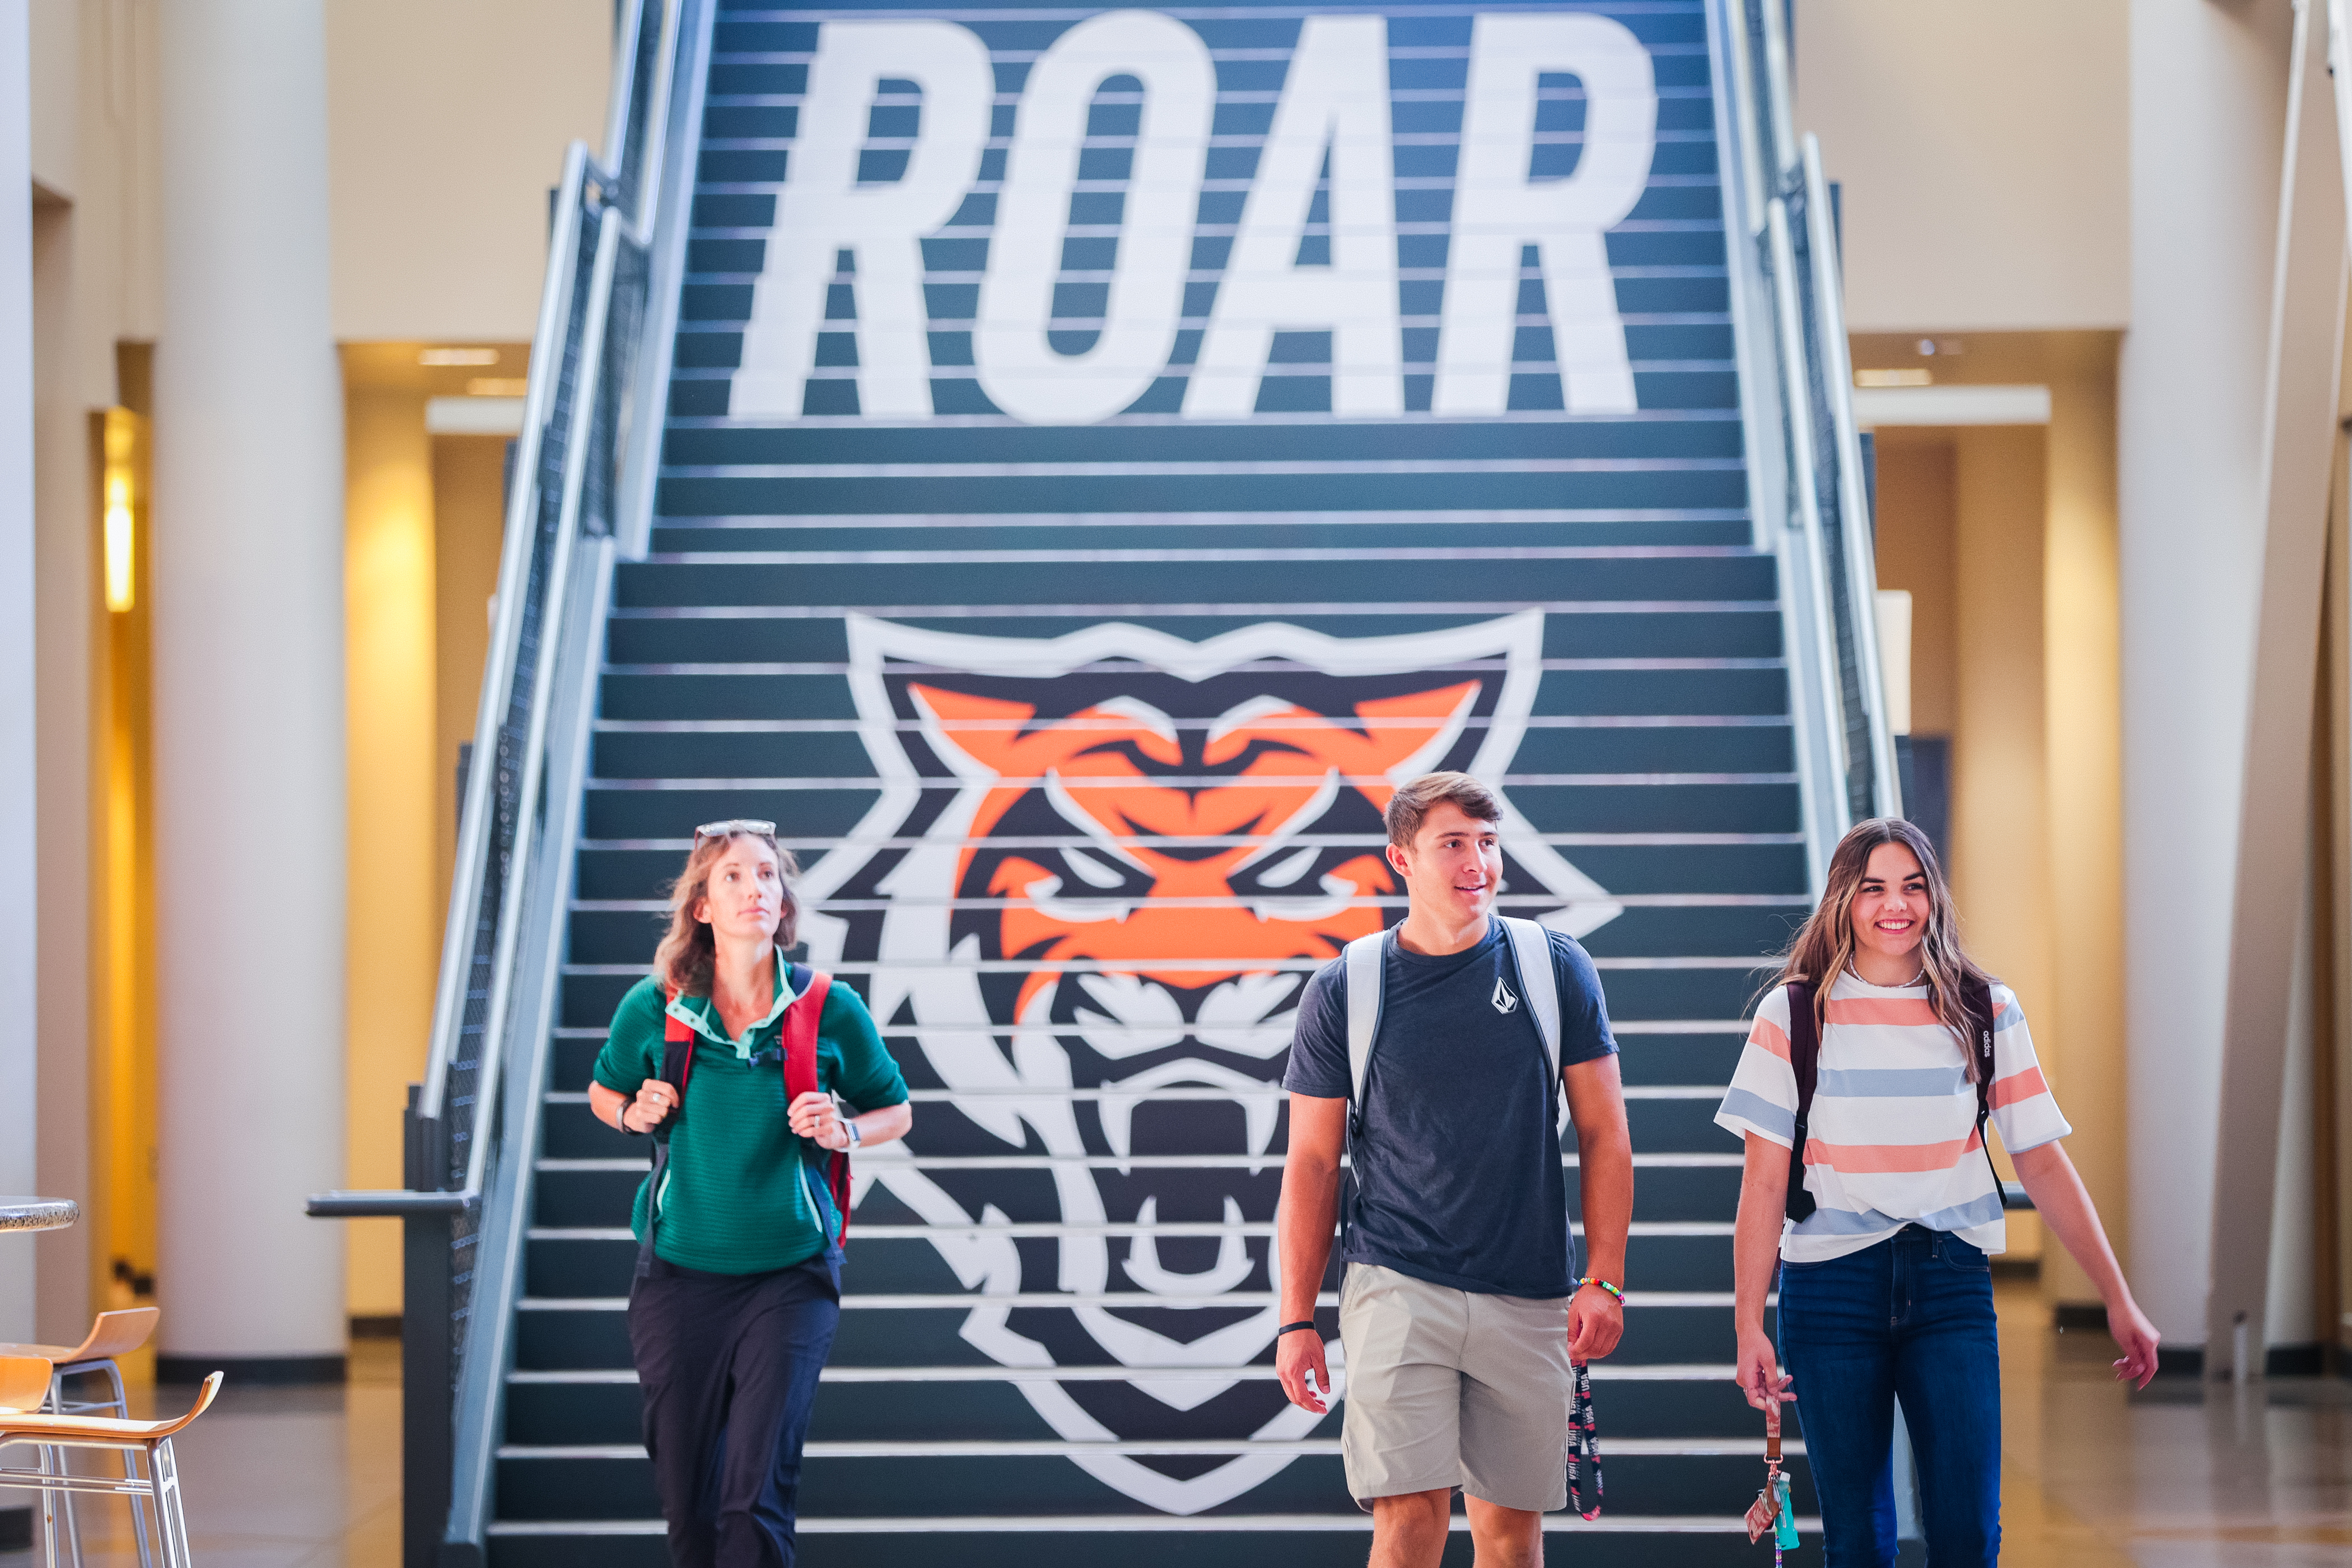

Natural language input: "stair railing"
[1710,0,1904,892]
[305,4,711,1565]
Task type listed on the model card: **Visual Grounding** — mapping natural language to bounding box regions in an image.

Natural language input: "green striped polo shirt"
[591,968,908,1275]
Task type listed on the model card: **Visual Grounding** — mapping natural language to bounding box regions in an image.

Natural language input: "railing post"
[401,1088,454,1568]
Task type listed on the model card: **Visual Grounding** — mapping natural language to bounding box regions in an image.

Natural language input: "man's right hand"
[1276,1328,1331,1413]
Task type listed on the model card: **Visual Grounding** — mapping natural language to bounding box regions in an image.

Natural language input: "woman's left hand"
[2107,1297,2162,1390]
[788,1090,853,1151]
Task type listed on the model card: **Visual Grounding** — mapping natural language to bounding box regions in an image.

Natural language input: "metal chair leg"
[36,1440,62,1568]
[104,1362,152,1568]
[38,1373,77,1568]
[150,1439,191,1568]
[40,1368,92,1568]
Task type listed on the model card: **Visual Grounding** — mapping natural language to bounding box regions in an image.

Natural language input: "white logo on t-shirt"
[1492,975,1519,1015]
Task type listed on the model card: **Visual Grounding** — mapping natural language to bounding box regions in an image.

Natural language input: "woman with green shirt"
[587,820,910,1567]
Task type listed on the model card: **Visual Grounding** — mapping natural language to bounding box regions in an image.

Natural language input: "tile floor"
[0,1338,399,1568]
[1,1287,2343,1566]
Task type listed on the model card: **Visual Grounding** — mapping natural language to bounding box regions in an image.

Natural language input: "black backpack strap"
[1966,978,2002,1196]
[1783,981,1819,1222]
[634,1026,698,1282]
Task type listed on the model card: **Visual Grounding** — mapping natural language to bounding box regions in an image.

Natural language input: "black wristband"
[1276,1320,1318,1338]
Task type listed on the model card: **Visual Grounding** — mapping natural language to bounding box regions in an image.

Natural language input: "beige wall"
[338,347,527,1317]
[1872,436,1958,738]
[1859,333,2128,1299]
[343,381,440,1319]
[25,0,164,1343]
[326,1,612,341]
[1795,1,2130,333]
[26,1,606,1335]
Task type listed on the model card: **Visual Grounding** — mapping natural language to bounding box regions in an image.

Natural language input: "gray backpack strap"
[1343,930,1387,1113]
[1500,916,1562,1082]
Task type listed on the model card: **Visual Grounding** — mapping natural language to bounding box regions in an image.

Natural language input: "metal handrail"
[1710,0,1905,888]
[306,5,708,1564]
[1800,136,1903,824]
[306,3,680,1215]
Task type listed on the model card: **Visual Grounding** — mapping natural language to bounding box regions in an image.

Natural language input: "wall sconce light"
[103,409,136,614]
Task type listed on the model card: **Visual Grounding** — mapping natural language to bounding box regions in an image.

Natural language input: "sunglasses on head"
[693,818,777,845]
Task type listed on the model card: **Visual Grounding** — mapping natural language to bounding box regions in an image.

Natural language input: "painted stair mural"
[484,1,1834,1560]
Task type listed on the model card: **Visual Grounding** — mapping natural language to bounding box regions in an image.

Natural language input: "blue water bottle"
[1773,1471,1798,1550]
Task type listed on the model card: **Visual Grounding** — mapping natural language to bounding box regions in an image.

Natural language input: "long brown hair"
[653,827,801,998]
[1769,817,1994,1079]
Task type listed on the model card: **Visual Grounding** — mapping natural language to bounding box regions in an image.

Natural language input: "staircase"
[391,0,1901,1562]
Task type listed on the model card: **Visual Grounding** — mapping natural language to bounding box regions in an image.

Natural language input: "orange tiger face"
[806,614,1610,1516]
[913,678,1478,1021]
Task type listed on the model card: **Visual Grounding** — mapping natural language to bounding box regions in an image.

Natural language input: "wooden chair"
[0,1356,221,1568]
[0,1307,163,1568]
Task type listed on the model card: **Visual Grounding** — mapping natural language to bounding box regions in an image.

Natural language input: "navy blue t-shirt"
[1284,920,1617,1298]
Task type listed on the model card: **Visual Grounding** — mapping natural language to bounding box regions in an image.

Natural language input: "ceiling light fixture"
[420,347,500,367]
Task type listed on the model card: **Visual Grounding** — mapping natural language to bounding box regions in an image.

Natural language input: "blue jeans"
[1777,1225,2000,1568]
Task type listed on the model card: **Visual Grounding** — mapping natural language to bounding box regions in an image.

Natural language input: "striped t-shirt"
[1713,971,2070,1261]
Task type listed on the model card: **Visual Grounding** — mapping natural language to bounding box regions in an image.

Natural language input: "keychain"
[1743,1394,1798,1559]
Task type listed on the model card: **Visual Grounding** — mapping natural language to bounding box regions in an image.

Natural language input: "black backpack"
[1781,978,1999,1222]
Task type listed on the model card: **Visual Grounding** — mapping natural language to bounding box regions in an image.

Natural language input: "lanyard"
[1565,1357,1602,1521]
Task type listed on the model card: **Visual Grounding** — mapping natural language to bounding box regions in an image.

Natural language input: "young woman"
[1716,817,2158,1567]
[587,819,911,1567]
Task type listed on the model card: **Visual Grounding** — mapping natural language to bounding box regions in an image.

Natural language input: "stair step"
[500,1365,1788,1446]
[520,1229,1744,1300]
[486,1515,1827,1568]
[615,553,1772,612]
[603,605,1788,663]
[512,1299,1770,1375]
[491,1449,1814,1524]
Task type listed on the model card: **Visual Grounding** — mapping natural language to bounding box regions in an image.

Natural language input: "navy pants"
[628,1254,841,1567]
[1777,1225,2000,1568]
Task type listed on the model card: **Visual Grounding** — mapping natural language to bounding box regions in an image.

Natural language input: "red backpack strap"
[637,992,699,1281]
[661,1002,695,1101]
[781,964,851,1245]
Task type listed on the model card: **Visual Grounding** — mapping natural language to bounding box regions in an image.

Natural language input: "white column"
[2118,0,2294,1349]
[151,0,346,1369]
[0,0,39,1346]
[2204,0,2345,1375]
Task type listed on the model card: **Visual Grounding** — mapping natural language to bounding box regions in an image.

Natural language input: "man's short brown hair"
[1384,771,1503,848]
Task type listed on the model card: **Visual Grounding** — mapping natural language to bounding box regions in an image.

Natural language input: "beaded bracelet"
[1575,1276,1625,1303]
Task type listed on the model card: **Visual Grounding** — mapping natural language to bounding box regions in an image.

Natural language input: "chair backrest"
[68,1306,161,1363]
[0,1356,53,1413]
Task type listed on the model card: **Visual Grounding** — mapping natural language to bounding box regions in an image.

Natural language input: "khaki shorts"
[1337,1262,1574,1511]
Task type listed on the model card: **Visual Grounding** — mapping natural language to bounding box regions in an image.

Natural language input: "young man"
[1277,772,1634,1568]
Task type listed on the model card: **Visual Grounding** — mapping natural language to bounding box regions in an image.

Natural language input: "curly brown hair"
[652,827,801,998]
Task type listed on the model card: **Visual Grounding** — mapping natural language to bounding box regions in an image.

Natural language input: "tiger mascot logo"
[796,611,1618,1514]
